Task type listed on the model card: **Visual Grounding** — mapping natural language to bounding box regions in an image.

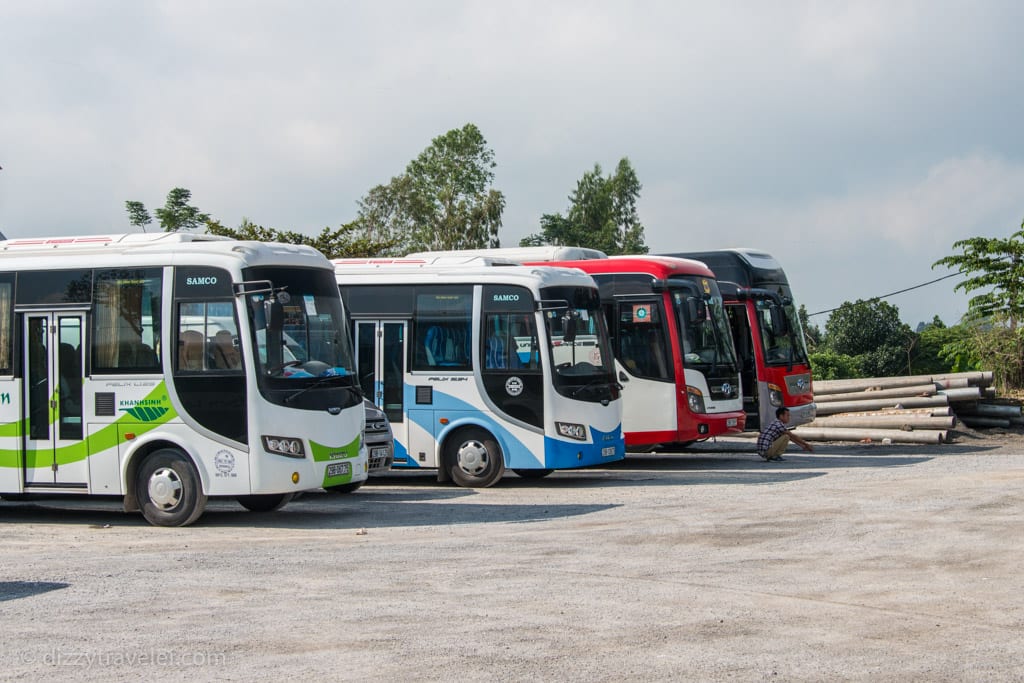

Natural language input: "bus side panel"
[403,381,546,470]
[618,368,678,436]
[436,413,545,470]
[402,376,483,469]
[400,408,434,468]
[0,377,23,493]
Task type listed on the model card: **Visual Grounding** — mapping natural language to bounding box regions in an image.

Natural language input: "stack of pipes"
[793,371,1018,445]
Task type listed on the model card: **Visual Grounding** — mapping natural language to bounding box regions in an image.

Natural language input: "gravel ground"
[1,429,1023,682]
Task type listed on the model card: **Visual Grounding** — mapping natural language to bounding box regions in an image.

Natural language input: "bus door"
[613,298,677,438]
[23,312,87,488]
[725,303,759,429]
[355,320,408,460]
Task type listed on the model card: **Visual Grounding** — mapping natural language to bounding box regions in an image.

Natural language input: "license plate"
[601,446,617,457]
[370,447,388,458]
[326,462,351,477]
[727,418,738,427]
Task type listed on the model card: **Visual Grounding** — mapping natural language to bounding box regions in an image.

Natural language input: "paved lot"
[2,433,1023,681]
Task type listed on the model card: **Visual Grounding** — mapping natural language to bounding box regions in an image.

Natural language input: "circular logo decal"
[214,450,235,474]
[505,376,524,396]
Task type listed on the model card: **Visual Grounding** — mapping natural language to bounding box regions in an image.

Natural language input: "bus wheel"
[237,493,295,512]
[325,482,363,494]
[136,449,208,527]
[512,468,554,479]
[447,428,505,488]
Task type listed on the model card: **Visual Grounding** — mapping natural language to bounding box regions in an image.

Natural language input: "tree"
[933,218,1024,329]
[354,123,505,254]
[125,188,211,233]
[124,201,152,232]
[808,349,861,381]
[798,304,821,353]
[822,299,913,376]
[933,218,1024,388]
[206,218,395,259]
[908,317,967,376]
[154,187,210,232]
[520,158,648,255]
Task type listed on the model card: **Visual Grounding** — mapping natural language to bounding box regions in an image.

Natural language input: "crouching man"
[757,407,814,462]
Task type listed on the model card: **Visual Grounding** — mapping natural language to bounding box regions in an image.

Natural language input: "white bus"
[332,256,626,487]
[0,233,367,526]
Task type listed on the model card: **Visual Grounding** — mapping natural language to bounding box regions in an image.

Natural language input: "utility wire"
[807,271,963,317]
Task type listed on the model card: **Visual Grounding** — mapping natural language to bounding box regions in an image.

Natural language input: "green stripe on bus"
[0,382,178,469]
[308,434,361,462]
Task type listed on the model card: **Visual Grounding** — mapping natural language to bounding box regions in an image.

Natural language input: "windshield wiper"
[284,375,360,404]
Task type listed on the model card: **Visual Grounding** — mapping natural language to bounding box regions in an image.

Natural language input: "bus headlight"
[555,422,588,441]
[768,384,783,407]
[262,435,306,458]
[686,386,706,414]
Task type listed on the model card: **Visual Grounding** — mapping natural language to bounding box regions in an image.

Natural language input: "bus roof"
[659,248,788,288]
[0,232,332,270]
[331,258,599,290]
[526,255,717,279]
[406,246,608,261]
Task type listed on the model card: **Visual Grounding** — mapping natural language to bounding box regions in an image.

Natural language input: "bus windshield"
[244,267,356,381]
[671,277,738,373]
[541,285,618,400]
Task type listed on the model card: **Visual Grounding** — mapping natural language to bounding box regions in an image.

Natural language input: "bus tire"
[136,449,208,527]
[512,468,554,479]
[325,481,363,494]
[237,493,295,512]
[446,428,505,488]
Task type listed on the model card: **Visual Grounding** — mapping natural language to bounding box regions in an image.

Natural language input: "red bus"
[526,255,746,450]
[662,249,816,430]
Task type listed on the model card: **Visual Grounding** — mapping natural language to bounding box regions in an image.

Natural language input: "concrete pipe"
[814,376,946,395]
[958,416,1011,429]
[938,387,982,402]
[956,403,1023,418]
[815,395,949,415]
[808,415,956,430]
[791,427,947,444]
[833,407,953,418]
[814,384,936,404]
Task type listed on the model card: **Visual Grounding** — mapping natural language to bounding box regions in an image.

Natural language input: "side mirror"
[265,300,284,330]
[770,304,789,335]
[687,297,706,321]
[562,315,578,343]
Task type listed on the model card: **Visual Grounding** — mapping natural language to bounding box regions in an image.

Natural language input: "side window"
[617,301,671,380]
[757,301,794,363]
[412,287,472,371]
[92,269,162,374]
[176,302,242,373]
[0,276,12,375]
[482,313,540,371]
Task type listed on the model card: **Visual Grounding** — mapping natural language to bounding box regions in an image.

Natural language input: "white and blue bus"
[332,256,625,487]
[0,233,366,526]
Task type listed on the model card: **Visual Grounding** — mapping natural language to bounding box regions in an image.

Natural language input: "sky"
[2,1,1023,330]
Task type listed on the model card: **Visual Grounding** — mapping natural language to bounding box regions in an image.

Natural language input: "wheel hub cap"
[148,467,183,510]
[456,440,488,475]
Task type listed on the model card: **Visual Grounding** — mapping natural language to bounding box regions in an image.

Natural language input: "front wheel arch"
[443,427,505,488]
[123,439,205,513]
[135,447,208,526]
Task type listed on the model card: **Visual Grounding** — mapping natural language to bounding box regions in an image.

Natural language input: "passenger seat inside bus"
[212,330,241,369]
[179,330,206,371]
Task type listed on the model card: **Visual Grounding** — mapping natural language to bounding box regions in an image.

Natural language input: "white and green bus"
[0,233,366,526]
